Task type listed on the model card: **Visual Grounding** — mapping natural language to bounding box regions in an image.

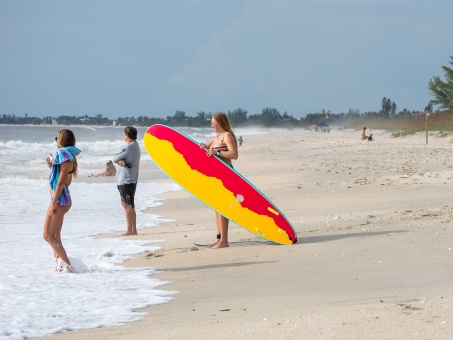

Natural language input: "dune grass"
[347,112,453,137]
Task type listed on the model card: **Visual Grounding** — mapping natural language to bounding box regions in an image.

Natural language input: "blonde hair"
[212,112,237,146]
[56,129,78,177]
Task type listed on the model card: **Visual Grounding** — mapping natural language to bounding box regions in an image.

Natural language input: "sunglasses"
[55,137,58,141]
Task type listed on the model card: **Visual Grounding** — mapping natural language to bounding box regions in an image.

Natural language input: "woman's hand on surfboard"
[199,142,207,149]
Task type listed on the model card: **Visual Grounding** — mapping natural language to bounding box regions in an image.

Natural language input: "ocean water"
[0,125,267,339]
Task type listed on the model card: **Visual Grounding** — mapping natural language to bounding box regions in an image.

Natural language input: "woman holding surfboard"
[199,112,238,248]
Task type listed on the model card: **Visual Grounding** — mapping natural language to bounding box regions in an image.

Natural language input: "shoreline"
[38,129,452,339]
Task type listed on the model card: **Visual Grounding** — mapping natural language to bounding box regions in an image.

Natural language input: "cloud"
[1,0,452,117]
[149,0,452,116]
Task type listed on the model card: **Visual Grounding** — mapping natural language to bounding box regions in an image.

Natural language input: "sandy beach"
[40,128,452,339]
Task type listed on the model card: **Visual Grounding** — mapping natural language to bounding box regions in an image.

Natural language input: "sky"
[1,0,452,119]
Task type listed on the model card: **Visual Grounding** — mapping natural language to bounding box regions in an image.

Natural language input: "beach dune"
[40,129,452,339]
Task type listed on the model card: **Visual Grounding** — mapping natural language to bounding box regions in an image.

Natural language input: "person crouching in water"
[43,129,81,273]
[199,112,238,248]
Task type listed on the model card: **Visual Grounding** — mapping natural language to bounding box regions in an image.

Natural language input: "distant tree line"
[0,98,446,128]
[2,55,452,127]
[0,104,442,128]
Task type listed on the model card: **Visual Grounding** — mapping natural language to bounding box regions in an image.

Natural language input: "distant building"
[52,119,58,125]
[112,120,117,126]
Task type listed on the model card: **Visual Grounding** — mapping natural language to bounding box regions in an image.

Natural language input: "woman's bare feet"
[207,233,221,248]
[207,239,220,248]
[120,232,138,236]
[55,259,74,273]
[211,241,229,249]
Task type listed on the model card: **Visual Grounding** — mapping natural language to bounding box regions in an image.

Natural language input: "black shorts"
[117,183,137,208]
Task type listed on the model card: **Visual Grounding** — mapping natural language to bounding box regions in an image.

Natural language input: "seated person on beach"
[361,127,368,141]
[89,160,116,177]
[368,134,374,141]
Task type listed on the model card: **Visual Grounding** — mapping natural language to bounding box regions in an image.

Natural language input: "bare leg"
[121,203,138,236]
[53,215,64,259]
[43,203,72,266]
[208,212,222,247]
[212,215,229,249]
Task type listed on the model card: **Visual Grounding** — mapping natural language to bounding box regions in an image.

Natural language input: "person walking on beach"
[239,136,243,146]
[199,112,238,248]
[43,129,81,273]
[113,127,141,236]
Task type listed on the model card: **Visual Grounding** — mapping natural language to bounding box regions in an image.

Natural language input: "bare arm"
[218,133,238,160]
[199,137,216,149]
[89,171,106,177]
[48,161,72,216]
[206,133,238,160]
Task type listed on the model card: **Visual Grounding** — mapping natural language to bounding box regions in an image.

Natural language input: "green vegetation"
[428,56,453,111]
[2,107,453,132]
[347,111,453,137]
[2,56,453,131]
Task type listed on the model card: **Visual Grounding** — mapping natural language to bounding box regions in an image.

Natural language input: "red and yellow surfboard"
[144,125,297,245]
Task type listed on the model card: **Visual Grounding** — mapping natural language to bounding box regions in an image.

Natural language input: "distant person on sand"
[113,127,141,236]
[199,112,238,248]
[89,160,116,177]
[239,136,243,146]
[43,129,81,273]
[361,127,368,141]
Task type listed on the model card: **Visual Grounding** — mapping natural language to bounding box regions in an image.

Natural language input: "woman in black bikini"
[199,112,238,248]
